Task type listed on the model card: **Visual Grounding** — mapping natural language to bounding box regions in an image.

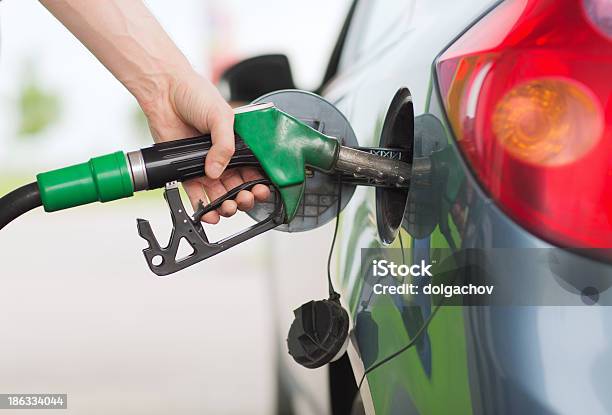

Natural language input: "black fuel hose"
[0,182,42,230]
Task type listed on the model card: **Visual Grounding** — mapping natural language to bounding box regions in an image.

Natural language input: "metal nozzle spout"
[334,146,411,188]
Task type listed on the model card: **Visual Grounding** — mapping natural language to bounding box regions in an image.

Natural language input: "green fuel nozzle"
[35,103,343,222]
[2,94,412,276]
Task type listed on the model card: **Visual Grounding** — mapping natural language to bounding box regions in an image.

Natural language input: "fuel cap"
[287,298,350,369]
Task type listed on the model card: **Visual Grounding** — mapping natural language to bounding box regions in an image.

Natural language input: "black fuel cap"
[287,298,349,369]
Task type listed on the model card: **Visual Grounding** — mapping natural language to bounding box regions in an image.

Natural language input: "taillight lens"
[436,0,612,249]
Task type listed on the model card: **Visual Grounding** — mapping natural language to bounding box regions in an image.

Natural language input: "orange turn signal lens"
[492,78,603,166]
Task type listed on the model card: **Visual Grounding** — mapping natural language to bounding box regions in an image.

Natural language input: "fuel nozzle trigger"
[137,180,284,276]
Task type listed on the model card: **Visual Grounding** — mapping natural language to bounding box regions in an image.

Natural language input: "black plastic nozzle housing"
[140,135,259,189]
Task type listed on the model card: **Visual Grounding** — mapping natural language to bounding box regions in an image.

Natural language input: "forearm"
[40,0,193,109]
[40,0,239,193]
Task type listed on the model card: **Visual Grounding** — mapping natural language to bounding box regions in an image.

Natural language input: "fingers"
[206,105,235,179]
[241,167,271,202]
[184,168,270,224]
[201,210,221,224]
[155,73,259,225]
[202,176,237,217]
[236,191,255,211]
[182,179,220,224]
[221,170,255,211]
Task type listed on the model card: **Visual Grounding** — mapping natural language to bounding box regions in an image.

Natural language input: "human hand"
[40,0,270,223]
[140,70,270,224]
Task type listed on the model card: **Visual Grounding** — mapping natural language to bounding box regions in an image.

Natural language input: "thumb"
[172,75,235,179]
[205,105,235,179]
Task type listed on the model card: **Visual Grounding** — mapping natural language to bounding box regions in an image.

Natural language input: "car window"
[339,0,413,70]
[319,0,360,89]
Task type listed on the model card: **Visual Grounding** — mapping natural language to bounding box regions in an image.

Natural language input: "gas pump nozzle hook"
[137,179,284,276]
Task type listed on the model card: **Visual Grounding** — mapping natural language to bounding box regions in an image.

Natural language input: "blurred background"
[0,0,351,413]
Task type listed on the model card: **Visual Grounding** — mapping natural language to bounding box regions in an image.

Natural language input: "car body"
[320,0,612,414]
[223,0,612,413]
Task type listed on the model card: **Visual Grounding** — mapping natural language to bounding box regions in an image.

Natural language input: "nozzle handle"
[137,135,260,190]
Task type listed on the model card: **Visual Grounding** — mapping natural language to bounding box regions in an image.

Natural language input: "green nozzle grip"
[234,106,339,221]
[36,151,134,212]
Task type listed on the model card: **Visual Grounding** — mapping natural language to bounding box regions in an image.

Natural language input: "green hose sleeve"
[36,151,134,212]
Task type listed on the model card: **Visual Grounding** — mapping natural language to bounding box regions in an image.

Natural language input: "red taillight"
[436,0,612,249]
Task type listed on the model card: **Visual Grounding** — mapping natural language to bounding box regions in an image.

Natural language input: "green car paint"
[348,243,473,414]
[338,81,475,414]
[367,305,473,415]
